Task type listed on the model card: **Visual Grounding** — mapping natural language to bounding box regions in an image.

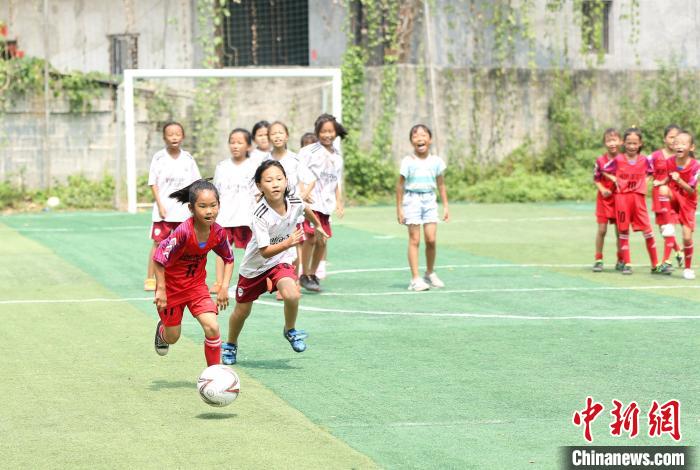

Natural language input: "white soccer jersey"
[148,148,201,222]
[249,148,269,168]
[213,157,258,228]
[264,150,301,194]
[299,143,343,215]
[238,195,305,278]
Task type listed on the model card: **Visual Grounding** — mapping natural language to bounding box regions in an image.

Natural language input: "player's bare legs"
[595,223,607,259]
[227,302,253,346]
[407,224,421,279]
[309,233,327,275]
[301,235,314,276]
[278,277,307,352]
[160,324,182,344]
[145,242,158,290]
[423,223,438,274]
[277,277,300,331]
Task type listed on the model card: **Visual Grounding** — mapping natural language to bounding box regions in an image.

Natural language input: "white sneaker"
[683,268,696,280]
[316,260,327,279]
[408,277,430,291]
[424,272,445,288]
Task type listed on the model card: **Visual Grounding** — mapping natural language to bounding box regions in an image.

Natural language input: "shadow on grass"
[196,412,238,420]
[149,380,193,391]
[239,358,301,370]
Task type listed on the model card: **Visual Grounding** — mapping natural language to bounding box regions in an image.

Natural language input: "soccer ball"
[46,196,60,208]
[197,364,240,407]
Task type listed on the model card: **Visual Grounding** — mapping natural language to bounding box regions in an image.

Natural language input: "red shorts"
[302,211,332,237]
[224,226,253,249]
[151,221,181,243]
[614,192,651,232]
[157,293,217,327]
[595,193,616,224]
[235,263,297,303]
[670,188,697,230]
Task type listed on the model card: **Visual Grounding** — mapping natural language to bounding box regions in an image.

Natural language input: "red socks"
[204,335,222,366]
[595,252,603,261]
[663,237,676,263]
[643,231,659,267]
[684,242,694,269]
[619,231,630,264]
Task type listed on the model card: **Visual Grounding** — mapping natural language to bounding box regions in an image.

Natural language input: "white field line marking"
[309,285,700,297]
[337,215,591,225]
[3,283,697,305]
[2,296,697,320]
[326,263,590,275]
[254,300,700,320]
[0,297,152,305]
[0,225,146,232]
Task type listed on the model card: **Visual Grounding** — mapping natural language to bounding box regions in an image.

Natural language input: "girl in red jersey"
[650,124,683,270]
[603,128,667,275]
[592,128,623,272]
[152,179,234,366]
[660,130,700,280]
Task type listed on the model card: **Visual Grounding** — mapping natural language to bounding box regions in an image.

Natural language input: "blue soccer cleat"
[221,342,238,365]
[284,328,308,353]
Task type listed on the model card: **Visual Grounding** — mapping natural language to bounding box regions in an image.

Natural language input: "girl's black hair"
[314,113,348,140]
[254,160,290,199]
[162,121,185,136]
[409,124,432,140]
[252,120,271,139]
[300,132,318,148]
[169,178,219,206]
[602,127,620,143]
[664,124,681,138]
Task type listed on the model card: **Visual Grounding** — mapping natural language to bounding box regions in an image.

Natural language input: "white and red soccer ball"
[197,364,240,407]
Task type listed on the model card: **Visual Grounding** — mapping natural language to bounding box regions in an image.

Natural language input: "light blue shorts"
[402,191,438,225]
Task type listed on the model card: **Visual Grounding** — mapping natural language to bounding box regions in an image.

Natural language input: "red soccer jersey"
[667,157,700,201]
[603,154,652,195]
[593,154,616,191]
[650,149,671,182]
[153,218,233,305]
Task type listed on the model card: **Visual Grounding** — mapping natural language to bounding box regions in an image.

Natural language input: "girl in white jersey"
[396,124,449,291]
[144,122,201,291]
[249,120,271,165]
[221,160,328,365]
[298,114,347,292]
[265,121,303,298]
[211,128,257,293]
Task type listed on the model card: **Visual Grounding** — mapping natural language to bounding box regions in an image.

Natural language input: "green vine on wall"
[193,0,230,170]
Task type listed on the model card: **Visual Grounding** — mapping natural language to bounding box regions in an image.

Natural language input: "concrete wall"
[0,0,196,74]
[2,66,682,192]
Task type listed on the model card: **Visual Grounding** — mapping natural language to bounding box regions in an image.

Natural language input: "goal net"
[119,68,342,213]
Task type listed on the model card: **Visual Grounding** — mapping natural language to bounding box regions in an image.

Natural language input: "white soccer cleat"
[683,268,696,280]
[424,272,445,288]
[408,277,430,291]
[316,260,327,279]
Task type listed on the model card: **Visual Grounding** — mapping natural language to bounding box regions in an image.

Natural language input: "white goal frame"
[121,68,342,213]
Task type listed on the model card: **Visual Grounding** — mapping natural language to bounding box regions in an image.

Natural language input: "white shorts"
[402,191,438,225]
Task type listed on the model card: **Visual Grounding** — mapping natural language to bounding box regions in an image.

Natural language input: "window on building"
[581,0,612,54]
[222,0,309,66]
[0,39,20,59]
[109,34,138,75]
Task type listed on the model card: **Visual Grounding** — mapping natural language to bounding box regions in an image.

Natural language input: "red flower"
[0,24,7,37]
[16,50,24,58]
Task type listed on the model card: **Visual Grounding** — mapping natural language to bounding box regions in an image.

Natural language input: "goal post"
[121,67,342,214]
